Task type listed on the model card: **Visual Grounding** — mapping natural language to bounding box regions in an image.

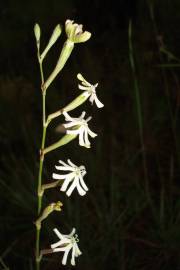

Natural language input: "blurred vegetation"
[0,0,180,269]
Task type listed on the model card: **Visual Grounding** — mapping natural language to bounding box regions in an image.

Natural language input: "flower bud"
[62,92,89,112]
[41,24,62,61]
[47,92,90,124]
[43,133,77,154]
[34,23,41,48]
[35,201,63,229]
[43,39,74,91]
[77,73,85,81]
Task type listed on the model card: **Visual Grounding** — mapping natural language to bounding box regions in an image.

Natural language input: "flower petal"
[87,127,97,138]
[84,128,91,147]
[77,73,91,86]
[52,247,69,252]
[53,228,64,240]
[80,111,86,119]
[66,129,79,135]
[94,95,104,108]
[62,246,72,265]
[60,172,75,192]
[58,160,68,166]
[51,238,70,249]
[52,173,66,180]
[67,159,76,167]
[76,181,86,196]
[79,174,89,191]
[74,242,82,256]
[63,111,73,121]
[86,116,92,122]
[74,31,91,43]
[79,126,85,146]
[66,176,79,196]
[68,228,76,237]
[81,171,87,177]
[78,84,89,90]
[63,122,77,128]
[89,94,95,104]
[71,245,76,266]
[55,165,75,171]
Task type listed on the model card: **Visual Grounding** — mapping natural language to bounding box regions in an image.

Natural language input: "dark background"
[0,0,180,269]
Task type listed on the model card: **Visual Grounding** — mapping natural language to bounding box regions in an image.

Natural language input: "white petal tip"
[97,103,104,108]
[52,173,64,180]
[80,192,86,196]
[60,187,66,192]
[85,145,91,148]
[77,73,84,81]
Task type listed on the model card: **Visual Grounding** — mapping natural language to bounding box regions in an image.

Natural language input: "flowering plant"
[34,19,103,270]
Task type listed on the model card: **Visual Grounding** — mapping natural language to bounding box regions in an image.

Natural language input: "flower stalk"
[39,180,63,196]
[34,23,51,269]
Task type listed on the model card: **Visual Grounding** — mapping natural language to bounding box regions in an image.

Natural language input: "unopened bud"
[34,23,41,48]
[63,92,89,112]
[43,133,77,154]
[41,24,62,61]
[35,201,63,229]
[43,39,74,90]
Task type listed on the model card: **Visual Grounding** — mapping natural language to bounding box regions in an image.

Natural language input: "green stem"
[36,228,40,270]
[0,258,9,270]
[41,179,63,195]
[147,0,180,212]
[37,124,46,214]
[128,20,155,215]
[36,60,47,270]
[47,108,64,125]
[40,62,44,85]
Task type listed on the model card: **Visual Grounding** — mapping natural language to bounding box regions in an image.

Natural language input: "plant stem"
[37,120,46,214]
[36,59,46,270]
[35,228,40,270]
[41,179,62,195]
[47,108,64,125]
[128,20,155,215]
[147,0,180,213]
[0,258,9,270]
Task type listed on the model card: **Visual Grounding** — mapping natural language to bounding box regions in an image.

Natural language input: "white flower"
[51,227,82,266]
[52,159,88,196]
[63,111,97,148]
[77,73,104,108]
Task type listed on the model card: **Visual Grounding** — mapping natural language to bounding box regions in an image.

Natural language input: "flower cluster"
[50,73,103,265]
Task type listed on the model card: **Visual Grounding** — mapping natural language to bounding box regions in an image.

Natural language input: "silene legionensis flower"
[52,159,88,196]
[51,227,82,266]
[77,73,104,108]
[63,111,97,148]
[65,19,91,43]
